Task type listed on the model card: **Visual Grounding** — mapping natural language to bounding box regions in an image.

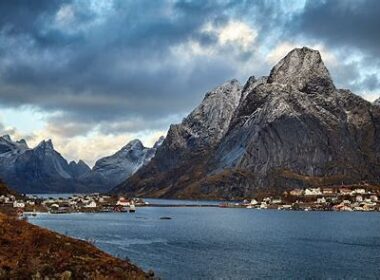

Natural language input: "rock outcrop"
[114,47,380,199]
[374,97,380,106]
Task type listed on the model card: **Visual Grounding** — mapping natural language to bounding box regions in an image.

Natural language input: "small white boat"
[129,204,136,213]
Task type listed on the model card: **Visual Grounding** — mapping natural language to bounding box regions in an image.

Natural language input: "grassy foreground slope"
[0,213,150,279]
[0,180,151,279]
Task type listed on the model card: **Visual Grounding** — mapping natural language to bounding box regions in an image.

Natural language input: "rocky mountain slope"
[79,137,164,191]
[68,160,91,178]
[374,98,380,106]
[0,135,162,193]
[112,80,242,197]
[0,136,90,193]
[114,47,380,199]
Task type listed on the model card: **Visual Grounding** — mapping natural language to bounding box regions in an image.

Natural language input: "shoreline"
[22,204,380,215]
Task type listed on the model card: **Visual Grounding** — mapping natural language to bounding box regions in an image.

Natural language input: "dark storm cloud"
[0,0,379,138]
[293,0,380,60]
[283,0,380,95]
[0,0,257,129]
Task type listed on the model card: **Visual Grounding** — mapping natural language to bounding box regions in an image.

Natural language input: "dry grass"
[0,212,151,279]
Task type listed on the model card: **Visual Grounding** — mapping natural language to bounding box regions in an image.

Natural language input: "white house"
[355,195,363,202]
[351,189,365,195]
[316,197,326,204]
[84,201,97,208]
[342,200,351,205]
[289,189,304,196]
[272,198,282,204]
[13,201,25,208]
[305,188,322,196]
[250,199,258,205]
[26,200,35,206]
[117,197,130,207]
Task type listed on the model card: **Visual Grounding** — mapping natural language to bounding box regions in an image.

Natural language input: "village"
[235,185,380,211]
[1,185,380,215]
[0,193,147,215]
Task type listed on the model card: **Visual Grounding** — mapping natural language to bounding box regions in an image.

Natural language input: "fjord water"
[30,204,380,279]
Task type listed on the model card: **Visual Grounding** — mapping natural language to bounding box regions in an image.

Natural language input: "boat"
[129,204,136,213]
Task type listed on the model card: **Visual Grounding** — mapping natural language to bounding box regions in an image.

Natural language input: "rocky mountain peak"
[153,136,165,149]
[180,79,242,146]
[68,160,91,178]
[36,139,54,150]
[122,139,144,151]
[374,97,380,106]
[0,135,28,154]
[77,159,89,166]
[16,139,28,149]
[204,79,240,99]
[268,47,335,94]
[1,134,12,142]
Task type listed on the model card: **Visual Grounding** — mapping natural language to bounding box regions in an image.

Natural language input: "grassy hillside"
[0,213,150,279]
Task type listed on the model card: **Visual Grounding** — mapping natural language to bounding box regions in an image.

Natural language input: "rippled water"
[29,203,380,279]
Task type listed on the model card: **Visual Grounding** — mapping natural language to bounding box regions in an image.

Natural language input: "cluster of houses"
[242,186,380,211]
[0,193,147,214]
[0,194,36,209]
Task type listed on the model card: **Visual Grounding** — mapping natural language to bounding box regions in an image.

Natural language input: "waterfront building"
[289,189,303,196]
[84,201,97,208]
[305,188,322,196]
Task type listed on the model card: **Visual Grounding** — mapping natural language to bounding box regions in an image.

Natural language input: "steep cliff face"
[152,80,242,172]
[374,98,380,106]
[113,80,243,196]
[114,47,380,199]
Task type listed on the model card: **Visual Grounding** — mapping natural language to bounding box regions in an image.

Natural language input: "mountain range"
[113,47,380,200]
[0,135,163,193]
[1,47,379,198]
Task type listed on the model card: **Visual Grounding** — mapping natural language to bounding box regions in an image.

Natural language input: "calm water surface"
[29,202,380,279]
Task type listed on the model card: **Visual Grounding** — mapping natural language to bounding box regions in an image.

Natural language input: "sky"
[0,0,379,166]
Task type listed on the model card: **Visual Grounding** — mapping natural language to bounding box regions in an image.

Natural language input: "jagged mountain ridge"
[152,80,241,173]
[68,160,91,178]
[112,80,243,197]
[0,135,162,193]
[374,98,380,106]
[114,47,380,199]
[0,137,90,193]
[79,137,164,191]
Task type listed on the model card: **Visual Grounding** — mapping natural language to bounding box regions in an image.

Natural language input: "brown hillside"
[0,213,151,279]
